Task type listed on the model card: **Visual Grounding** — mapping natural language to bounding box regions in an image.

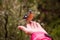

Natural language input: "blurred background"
[0,0,60,40]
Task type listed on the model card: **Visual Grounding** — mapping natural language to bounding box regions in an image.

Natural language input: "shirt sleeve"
[30,32,52,40]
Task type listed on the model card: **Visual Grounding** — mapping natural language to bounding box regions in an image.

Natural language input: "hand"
[18,21,47,35]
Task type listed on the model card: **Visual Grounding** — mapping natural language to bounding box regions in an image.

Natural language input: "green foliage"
[18,0,23,2]
[0,0,2,5]
[28,0,34,3]
[0,0,60,40]
[36,0,60,40]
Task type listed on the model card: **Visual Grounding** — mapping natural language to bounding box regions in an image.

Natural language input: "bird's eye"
[25,16,27,17]
[23,15,28,19]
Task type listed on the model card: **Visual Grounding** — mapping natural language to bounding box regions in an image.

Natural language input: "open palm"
[18,21,47,35]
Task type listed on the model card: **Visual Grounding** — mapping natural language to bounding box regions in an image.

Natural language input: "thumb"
[18,26,27,32]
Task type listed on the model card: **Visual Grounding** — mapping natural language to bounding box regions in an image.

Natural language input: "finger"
[36,22,42,28]
[36,23,48,32]
[32,21,38,28]
[18,26,27,32]
[30,21,34,28]
[30,21,37,28]
[26,21,34,29]
[30,21,41,28]
[26,24,31,29]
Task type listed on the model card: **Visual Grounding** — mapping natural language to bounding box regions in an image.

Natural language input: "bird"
[23,10,34,23]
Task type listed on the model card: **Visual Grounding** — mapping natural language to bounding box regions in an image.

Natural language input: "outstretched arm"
[18,21,52,40]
